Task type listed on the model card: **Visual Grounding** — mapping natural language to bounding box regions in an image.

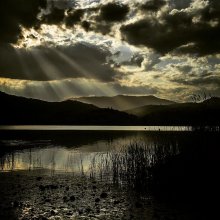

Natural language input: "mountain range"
[0,91,219,126]
[74,95,176,111]
[0,91,136,125]
[126,97,220,125]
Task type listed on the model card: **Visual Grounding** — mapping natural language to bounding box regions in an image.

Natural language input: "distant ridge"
[0,91,219,126]
[0,91,136,125]
[202,97,220,105]
[126,97,220,126]
[74,95,176,111]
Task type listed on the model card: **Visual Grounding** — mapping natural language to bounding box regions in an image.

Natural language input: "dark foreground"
[0,130,219,219]
[0,171,211,220]
[0,171,132,220]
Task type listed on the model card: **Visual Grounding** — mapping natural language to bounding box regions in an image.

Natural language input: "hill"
[0,91,136,125]
[74,95,176,111]
[1,91,219,126]
[126,97,220,126]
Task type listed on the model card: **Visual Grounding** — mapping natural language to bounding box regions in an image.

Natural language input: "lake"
[0,125,192,131]
[0,127,219,219]
[0,126,216,173]
[0,126,193,172]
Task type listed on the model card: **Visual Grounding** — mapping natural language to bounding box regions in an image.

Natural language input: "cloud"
[99,2,129,22]
[140,0,166,12]
[154,54,220,94]
[170,0,192,9]
[39,2,130,35]
[121,14,192,54]
[2,0,220,57]
[0,0,46,44]
[171,75,220,87]
[65,9,84,27]
[121,0,220,55]
[73,2,130,35]
[0,77,158,101]
[0,43,121,82]
[43,7,65,24]
[0,0,219,102]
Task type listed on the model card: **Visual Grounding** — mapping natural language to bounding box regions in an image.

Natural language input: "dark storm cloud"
[99,2,129,22]
[0,0,79,44]
[65,9,84,27]
[39,0,80,25]
[121,0,220,55]
[43,7,65,24]
[0,43,119,82]
[121,17,189,54]
[81,20,91,31]
[170,0,192,9]
[92,23,112,35]
[3,0,220,58]
[86,2,129,35]
[140,0,166,11]
[0,0,46,44]
[41,2,129,34]
[42,1,129,33]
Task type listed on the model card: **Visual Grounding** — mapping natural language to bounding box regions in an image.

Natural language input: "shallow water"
[0,131,160,172]
[0,125,192,131]
[0,129,218,174]
[0,126,194,173]
[0,128,190,173]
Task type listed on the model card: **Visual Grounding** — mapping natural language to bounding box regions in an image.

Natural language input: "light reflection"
[0,148,104,173]
[0,129,191,173]
[0,135,148,172]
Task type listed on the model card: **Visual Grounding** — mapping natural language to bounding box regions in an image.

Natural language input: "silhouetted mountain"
[74,95,176,111]
[0,91,136,125]
[1,91,219,126]
[126,97,220,126]
[202,97,220,105]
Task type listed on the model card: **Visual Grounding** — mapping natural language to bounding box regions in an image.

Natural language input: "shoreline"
[0,170,133,220]
[0,170,212,220]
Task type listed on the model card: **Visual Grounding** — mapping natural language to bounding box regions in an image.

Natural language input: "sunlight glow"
[50,47,118,96]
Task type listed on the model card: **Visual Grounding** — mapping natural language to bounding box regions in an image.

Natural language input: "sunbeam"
[13,48,32,80]
[29,48,62,80]
[50,47,117,96]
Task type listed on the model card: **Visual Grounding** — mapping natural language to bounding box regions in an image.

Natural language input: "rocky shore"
[0,169,209,220]
[0,170,152,220]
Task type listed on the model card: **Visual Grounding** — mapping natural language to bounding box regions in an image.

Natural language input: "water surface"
[0,125,192,131]
[0,130,182,172]
[0,128,219,220]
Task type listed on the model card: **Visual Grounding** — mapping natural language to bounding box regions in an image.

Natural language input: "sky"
[0,0,220,102]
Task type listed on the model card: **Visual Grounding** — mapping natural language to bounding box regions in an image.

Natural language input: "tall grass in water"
[88,132,219,201]
[89,141,179,193]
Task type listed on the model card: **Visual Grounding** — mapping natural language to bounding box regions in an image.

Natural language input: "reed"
[87,131,219,200]
[88,141,179,193]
